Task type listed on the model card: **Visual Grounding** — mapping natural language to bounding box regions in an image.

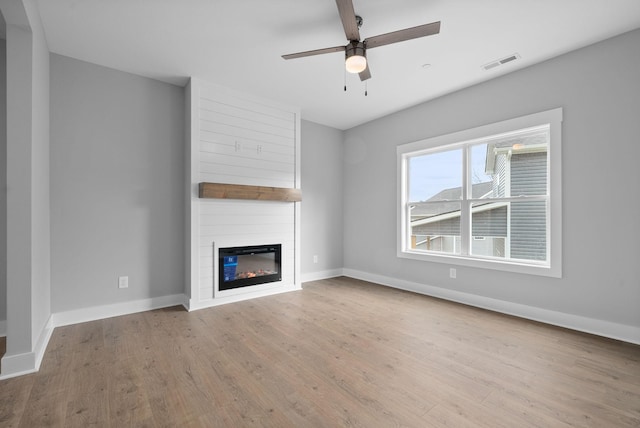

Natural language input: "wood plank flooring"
[1,277,639,427]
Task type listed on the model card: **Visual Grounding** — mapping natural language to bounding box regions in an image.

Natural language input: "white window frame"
[397,108,562,278]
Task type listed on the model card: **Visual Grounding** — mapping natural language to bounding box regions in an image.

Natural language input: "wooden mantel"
[199,182,301,202]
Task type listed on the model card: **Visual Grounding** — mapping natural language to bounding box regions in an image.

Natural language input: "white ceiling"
[34,0,640,130]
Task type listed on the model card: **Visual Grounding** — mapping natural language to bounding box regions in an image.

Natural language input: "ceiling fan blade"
[335,0,360,41]
[359,65,371,81]
[364,21,440,49]
[282,45,346,60]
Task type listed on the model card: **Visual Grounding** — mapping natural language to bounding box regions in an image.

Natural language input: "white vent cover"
[482,53,521,71]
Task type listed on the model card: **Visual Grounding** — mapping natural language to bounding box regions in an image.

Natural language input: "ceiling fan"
[282,0,441,81]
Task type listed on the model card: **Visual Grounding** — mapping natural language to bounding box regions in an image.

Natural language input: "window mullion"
[460,147,470,256]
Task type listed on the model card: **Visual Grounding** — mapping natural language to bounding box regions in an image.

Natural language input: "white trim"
[187,78,200,305]
[185,284,301,312]
[0,315,54,380]
[0,353,37,380]
[400,247,550,276]
[52,294,185,327]
[294,110,302,296]
[0,320,6,337]
[34,315,54,372]
[301,268,344,283]
[343,268,640,345]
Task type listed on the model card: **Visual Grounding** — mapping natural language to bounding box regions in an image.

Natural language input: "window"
[397,108,562,277]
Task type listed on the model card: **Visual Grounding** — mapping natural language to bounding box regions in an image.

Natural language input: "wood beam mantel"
[199,182,301,202]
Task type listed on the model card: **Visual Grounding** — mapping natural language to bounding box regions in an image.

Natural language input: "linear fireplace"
[218,244,282,291]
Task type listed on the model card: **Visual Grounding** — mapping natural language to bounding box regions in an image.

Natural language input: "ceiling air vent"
[482,53,521,71]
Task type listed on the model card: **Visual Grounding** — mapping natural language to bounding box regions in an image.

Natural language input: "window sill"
[398,249,561,278]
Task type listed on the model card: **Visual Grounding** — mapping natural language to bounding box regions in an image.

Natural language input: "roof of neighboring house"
[427,181,493,201]
[410,181,493,219]
[485,130,548,174]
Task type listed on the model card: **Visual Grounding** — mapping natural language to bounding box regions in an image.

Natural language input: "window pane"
[408,149,462,203]
[511,150,547,196]
[510,200,547,261]
[471,200,547,262]
[471,236,506,258]
[470,144,494,199]
[475,128,549,199]
[409,201,461,255]
[470,201,508,258]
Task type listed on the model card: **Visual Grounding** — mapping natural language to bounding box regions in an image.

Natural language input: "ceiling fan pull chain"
[344,68,347,92]
[365,81,368,96]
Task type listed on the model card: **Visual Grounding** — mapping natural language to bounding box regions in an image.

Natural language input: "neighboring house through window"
[397,108,562,277]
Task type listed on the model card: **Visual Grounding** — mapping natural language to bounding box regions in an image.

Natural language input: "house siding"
[494,154,507,197]
[472,205,507,236]
[412,206,508,237]
[413,216,459,236]
[511,152,547,196]
[510,152,547,260]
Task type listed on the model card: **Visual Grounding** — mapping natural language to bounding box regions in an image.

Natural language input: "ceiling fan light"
[346,55,367,73]
[345,42,367,73]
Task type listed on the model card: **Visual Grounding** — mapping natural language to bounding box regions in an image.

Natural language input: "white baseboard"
[343,268,640,345]
[301,268,344,283]
[0,319,6,337]
[0,352,37,380]
[0,315,54,380]
[34,315,54,373]
[52,294,185,328]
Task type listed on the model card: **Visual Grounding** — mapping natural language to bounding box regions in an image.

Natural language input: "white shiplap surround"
[186,78,301,310]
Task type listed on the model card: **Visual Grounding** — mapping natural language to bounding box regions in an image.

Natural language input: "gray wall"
[0,37,6,328]
[50,54,185,313]
[300,120,344,276]
[343,29,640,329]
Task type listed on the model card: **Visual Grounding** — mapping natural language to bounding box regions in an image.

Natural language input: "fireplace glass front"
[218,244,282,290]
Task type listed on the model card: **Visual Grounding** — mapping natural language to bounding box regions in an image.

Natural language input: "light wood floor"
[1,277,639,427]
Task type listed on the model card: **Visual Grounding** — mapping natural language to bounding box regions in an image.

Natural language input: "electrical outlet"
[118,276,129,289]
[449,268,456,279]
[313,255,318,264]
